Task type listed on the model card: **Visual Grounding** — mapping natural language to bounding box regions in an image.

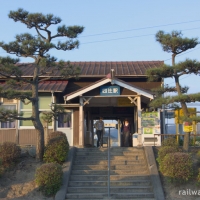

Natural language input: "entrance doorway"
[92,116,135,147]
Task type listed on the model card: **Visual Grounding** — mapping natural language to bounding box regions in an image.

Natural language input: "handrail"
[107,127,111,197]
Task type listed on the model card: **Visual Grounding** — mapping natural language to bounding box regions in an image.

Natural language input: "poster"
[141,111,160,134]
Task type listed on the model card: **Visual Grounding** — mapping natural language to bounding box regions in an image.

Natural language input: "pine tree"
[0,8,84,160]
[147,30,200,151]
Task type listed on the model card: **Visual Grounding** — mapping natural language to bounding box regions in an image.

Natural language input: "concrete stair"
[65,147,155,199]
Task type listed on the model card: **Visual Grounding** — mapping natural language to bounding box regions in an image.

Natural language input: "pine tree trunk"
[183,132,190,152]
[36,125,44,160]
[32,66,44,161]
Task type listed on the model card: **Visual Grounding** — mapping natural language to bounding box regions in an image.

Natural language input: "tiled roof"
[75,61,163,76]
[0,81,68,92]
[16,61,164,77]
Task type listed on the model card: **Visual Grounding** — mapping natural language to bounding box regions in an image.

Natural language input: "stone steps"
[74,160,146,165]
[71,169,148,175]
[72,164,148,170]
[66,193,155,199]
[67,186,153,193]
[68,179,151,187]
[66,147,155,199]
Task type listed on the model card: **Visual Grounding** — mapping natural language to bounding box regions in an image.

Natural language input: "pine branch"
[0,108,34,122]
[149,93,200,108]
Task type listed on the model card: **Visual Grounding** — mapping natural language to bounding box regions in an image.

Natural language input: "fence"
[165,123,200,134]
[153,133,200,146]
[0,128,53,146]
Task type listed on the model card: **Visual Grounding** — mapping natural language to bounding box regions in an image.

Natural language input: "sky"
[0,0,200,109]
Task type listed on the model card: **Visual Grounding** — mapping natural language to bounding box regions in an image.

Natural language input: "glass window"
[20,112,33,126]
[1,105,16,128]
[58,112,72,128]
[20,112,53,126]
[20,99,32,109]
[20,96,52,110]
[20,96,52,127]
[39,96,52,109]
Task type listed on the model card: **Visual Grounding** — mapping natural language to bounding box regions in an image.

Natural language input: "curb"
[55,147,76,200]
[144,146,165,200]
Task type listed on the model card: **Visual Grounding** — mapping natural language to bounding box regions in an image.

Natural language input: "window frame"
[19,96,53,129]
[57,109,73,129]
[0,104,17,129]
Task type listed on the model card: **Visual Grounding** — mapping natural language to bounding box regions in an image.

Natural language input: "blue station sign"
[100,86,120,96]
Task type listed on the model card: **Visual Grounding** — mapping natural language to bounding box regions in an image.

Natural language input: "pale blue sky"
[0,0,200,100]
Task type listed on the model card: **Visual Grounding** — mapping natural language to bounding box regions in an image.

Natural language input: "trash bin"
[132,133,138,147]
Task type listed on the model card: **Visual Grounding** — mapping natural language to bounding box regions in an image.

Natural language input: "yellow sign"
[183,121,193,132]
[117,98,134,107]
[175,108,196,124]
[183,125,193,132]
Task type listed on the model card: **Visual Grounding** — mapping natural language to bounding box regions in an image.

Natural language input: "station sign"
[175,108,196,124]
[183,121,193,132]
[100,86,120,96]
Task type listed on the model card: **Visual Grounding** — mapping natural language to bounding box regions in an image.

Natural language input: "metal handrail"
[107,127,111,198]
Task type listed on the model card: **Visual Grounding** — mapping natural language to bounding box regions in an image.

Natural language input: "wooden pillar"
[51,91,56,132]
[79,97,84,146]
[91,117,94,146]
[118,119,121,147]
[137,95,142,145]
[15,117,19,144]
[134,106,137,133]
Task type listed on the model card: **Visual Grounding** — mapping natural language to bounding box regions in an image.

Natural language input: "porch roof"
[0,80,68,92]
[63,75,154,101]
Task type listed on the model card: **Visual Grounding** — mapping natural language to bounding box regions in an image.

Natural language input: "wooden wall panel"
[18,129,37,145]
[0,130,16,143]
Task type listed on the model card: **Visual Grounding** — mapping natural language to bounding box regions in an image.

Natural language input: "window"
[20,96,52,127]
[58,112,72,128]
[1,105,16,128]
[19,112,52,126]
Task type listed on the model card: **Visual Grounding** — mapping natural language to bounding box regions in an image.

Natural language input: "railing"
[153,134,200,146]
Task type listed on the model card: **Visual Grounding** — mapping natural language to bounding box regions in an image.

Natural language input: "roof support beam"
[128,96,137,106]
[65,78,111,101]
[83,97,92,105]
[112,79,154,99]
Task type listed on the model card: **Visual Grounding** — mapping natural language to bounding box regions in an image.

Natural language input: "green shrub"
[157,146,180,165]
[179,138,183,146]
[0,142,21,167]
[0,159,4,177]
[162,137,178,147]
[48,131,67,143]
[190,137,200,146]
[197,168,200,183]
[160,152,193,182]
[43,136,69,164]
[35,163,63,196]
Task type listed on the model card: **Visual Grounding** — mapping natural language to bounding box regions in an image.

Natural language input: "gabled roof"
[63,75,154,101]
[15,61,164,77]
[0,81,68,92]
